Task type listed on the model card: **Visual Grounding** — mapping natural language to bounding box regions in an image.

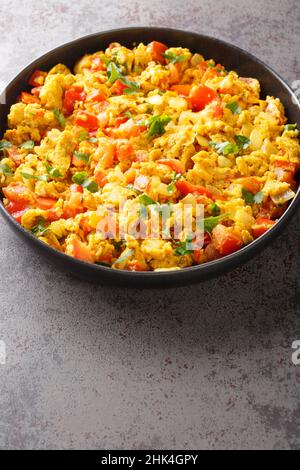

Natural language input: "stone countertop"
[0,0,299,450]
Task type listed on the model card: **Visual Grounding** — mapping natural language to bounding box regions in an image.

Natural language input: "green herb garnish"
[0,140,13,152]
[147,114,171,138]
[139,194,157,206]
[114,248,134,265]
[209,141,239,155]
[225,101,241,114]
[284,124,297,131]
[82,179,99,193]
[210,202,221,216]
[253,191,264,204]
[174,236,194,256]
[19,140,35,150]
[0,162,13,176]
[234,134,250,150]
[31,217,49,236]
[45,164,62,178]
[203,214,228,233]
[53,108,66,128]
[20,172,48,181]
[167,172,182,193]
[163,51,188,63]
[242,188,264,205]
[74,151,90,164]
[72,171,87,185]
[107,61,140,94]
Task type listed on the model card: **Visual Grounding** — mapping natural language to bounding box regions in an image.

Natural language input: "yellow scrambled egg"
[0,41,299,271]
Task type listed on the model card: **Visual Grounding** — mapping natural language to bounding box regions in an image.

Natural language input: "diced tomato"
[72,238,93,263]
[170,84,192,96]
[110,119,147,139]
[212,224,243,256]
[115,115,129,127]
[10,209,29,223]
[168,63,180,84]
[193,249,205,264]
[110,79,128,95]
[96,141,115,169]
[29,70,47,87]
[36,197,57,210]
[128,260,148,271]
[86,89,106,103]
[7,146,21,166]
[189,85,217,112]
[236,177,261,194]
[79,217,92,236]
[94,170,108,187]
[273,160,298,172]
[6,200,30,222]
[252,218,276,238]
[63,86,86,114]
[114,140,134,163]
[19,92,41,105]
[273,160,299,185]
[124,168,136,184]
[211,100,223,118]
[75,111,99,130]
[134,175,150,192]
[219,87,235,95]
[176,180,212,198]
[204,243,221,261]
[198,62,208,73]
[91,56,106,71]
[156,158,185,174]
[147,41,168,64]
[45,209,60,222]
[3,183,31,203]
[70,184,84,193]
[98,253,113,265]
[31,86,42,96]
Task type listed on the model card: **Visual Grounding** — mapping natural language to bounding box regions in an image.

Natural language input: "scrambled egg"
[0,41,299,271]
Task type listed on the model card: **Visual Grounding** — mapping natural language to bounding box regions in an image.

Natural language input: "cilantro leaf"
[209,141,239,155]
[45,164,62,179]
[74,151,90,164]
[0,162,13,176]
[0,140,13,152]
[225,101,241,114]
[242,188,254,204]
[72,171,87,185]
[107,61,140,94]
[253,191,264,204]
[234,134,250,150]
[53,108,66,128]
[20,172,48,181]
[163,51,188,63]
[114,248,134,265]
[210,202,221,216]
[284,123,297,131]
[147,114,171,138]
[139,194,157,206]
[31,217,49,236]
[203,214,228,233]
[81,179,99,193]
[167,172,182,193]
[174,236,194,256]
[19,140,35,150]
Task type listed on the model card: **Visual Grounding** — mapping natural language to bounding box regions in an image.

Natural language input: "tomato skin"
[6,200,30,222]
[91,56,106,71]
[147,41,168,64]
[170,84,192,96]
[72,238,93,263]
[63,86,86,114]
[236,177,261,194]
[29,70,47,87]
[157,159,185,174]
[70,184,83,193]
[252,218,276,238]
[86,89,106,103]
[212,224,243,256]
[19,92,41,105]
[115,115,129,127]
[3,184,31,203]
[94,170,108,187]
[111,79,128,95]
[176,180,212,198]
[31,86,42,96]
[128,260,148,271]
[36,197,57,210]
[115,140,134,163]
[75,112,99,130]
[189,85,217,111]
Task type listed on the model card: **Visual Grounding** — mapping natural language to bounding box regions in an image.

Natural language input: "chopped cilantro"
[0,140,13,152]
[234,134,250,150]
[20,172,48,181]
[284,123,297,131]
[53,108,66,128]
[139,194,157,206]
[74,151,90,164]
[163,51,188,63]
[0,162,13,176]
[203,214,228,233]
[147,114,171,138]
[210,202,221,216]
[45,164,62,178]
[31,217,49,236]
[225,101,241,114]
[19,140,35,150]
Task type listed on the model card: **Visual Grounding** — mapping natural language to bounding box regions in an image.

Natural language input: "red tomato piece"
[156,159,185,174]
[212,224,243,256]
[170,84,192,96]
[110,79,128,95]
[3,183,31,203]
[86,89,106,103]
[36,197,57,210]
[189,85,217,111]
[236,177,261,194]
[176,180,212,198]
[75,112,99,130]
[147,41,168,64]
[72,238,93,263]
[63,86,86,114]
[29,70,47,87]
[70,184,84,193]
[252,218,276,238]
[19,92,41,105]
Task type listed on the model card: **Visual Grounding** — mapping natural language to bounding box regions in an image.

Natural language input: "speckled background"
[0,0,299,450]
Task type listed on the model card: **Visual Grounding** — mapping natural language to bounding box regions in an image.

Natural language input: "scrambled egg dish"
[0,41,299,271]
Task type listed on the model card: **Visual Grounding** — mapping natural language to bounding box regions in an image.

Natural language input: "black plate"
[0,27,299,287]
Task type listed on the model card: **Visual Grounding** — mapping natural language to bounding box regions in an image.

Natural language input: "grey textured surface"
[0,0,299,450]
